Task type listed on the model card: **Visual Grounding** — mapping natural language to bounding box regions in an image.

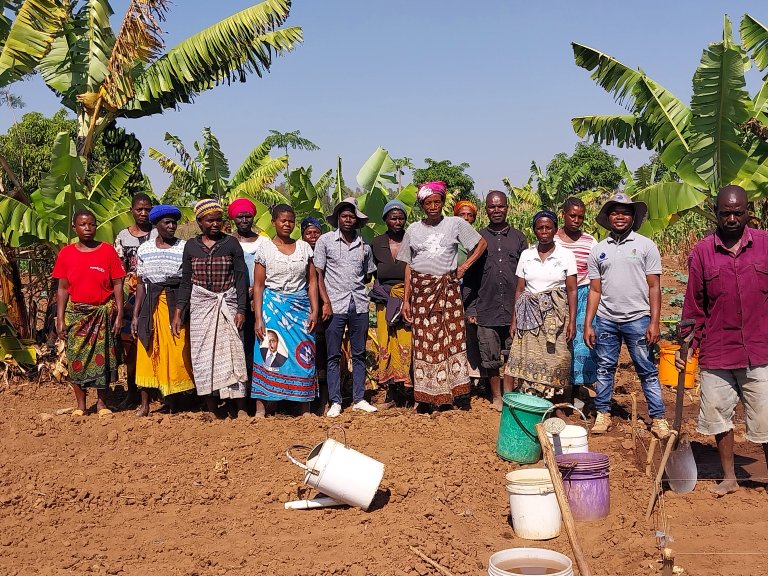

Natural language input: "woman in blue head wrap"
[131,204,194,416]
[370,200,412,407]
[502,208,579,406]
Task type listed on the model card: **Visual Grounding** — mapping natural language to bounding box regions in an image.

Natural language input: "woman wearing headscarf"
[131,205,194,417]
[454,200,482,390]
[173,199,249,417]
[301,216,329,413]
[554,197,598,397]
[371,200,412,405]
[398,182,487,409]
[504,210,578,401]
[251,204,318,417]
[228,197,267,387]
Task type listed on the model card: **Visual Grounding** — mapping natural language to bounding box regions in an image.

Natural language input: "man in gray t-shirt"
[584,193,668,439]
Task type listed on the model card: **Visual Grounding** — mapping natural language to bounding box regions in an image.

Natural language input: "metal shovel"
[646,320,698,518]
[663,319,697,493]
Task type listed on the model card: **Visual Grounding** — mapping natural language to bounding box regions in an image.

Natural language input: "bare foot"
[135,406,150,418]
[491,398,503,412]
[378,400,396,410]
[709,479,739,497]
[254,410,266,419]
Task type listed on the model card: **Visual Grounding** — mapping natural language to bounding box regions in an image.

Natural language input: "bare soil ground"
[1,256,767,576]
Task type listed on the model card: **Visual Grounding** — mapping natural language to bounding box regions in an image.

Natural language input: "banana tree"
[266,130,319,193]
[502,160,594,213]
[288,166,332,223]
[572,15,768,228]
[37,0,303,158]
[149,128,288,208]
[0,0,67,89]
[354,147,418,241]
[0,132,135,249]
[0,0,68,203]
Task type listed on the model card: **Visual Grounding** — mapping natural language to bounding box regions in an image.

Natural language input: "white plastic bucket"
[505,469,561,540]
[488,548,573,576]
[286,428,385,511]
[545,424,589,454]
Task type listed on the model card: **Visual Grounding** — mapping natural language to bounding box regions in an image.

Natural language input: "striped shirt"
[555,231,597,286]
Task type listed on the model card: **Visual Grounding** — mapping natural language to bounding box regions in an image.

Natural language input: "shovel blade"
[664,435,697,493]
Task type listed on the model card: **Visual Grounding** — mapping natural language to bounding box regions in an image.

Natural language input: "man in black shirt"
[464,191,528,410]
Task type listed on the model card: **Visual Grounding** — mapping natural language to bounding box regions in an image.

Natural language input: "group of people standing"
[50,181,768,496]
[52,184,669,439]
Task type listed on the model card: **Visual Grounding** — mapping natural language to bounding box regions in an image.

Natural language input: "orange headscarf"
[453,200,477,216]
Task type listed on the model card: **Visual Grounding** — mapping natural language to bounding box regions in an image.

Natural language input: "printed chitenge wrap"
[409,271,470,404]
[64,300,119,389]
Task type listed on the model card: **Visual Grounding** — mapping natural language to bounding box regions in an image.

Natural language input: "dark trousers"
[325,300,368,405]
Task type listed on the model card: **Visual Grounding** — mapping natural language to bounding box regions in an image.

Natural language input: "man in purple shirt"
[679,185,768,497]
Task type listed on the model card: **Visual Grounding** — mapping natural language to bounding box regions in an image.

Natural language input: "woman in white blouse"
[504,210,577,402]
[251,205,319,417]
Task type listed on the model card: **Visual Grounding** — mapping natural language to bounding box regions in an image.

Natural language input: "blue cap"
[382,199,407,219]
[149,204,182,225]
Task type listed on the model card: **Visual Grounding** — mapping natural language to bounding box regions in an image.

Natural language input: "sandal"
[71,409,85,417]
[97,408,113,417]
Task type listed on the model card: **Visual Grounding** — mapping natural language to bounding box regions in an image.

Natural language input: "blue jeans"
[593,315,665,419]
[325,300,368,405]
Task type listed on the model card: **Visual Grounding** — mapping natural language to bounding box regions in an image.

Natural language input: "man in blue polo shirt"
[584,193,669,439]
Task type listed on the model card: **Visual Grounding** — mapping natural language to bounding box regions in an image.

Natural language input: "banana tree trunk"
[0,245,31,339]
[0,152,28,204]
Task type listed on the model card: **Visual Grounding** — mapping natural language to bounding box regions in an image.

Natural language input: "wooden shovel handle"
[535,423,593,576]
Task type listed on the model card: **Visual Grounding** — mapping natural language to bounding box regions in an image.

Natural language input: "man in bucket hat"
[584,193,669,439]
[313,197,377,417]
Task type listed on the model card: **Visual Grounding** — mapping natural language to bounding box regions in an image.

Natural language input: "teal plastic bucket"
[497,392,553,463]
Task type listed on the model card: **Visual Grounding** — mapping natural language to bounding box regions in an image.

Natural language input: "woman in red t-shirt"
[53,209,126,416]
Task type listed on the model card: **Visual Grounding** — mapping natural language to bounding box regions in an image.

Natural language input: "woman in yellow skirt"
[131,205,194,416]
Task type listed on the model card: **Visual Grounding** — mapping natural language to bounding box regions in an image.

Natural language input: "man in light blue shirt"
[314,198,377,417]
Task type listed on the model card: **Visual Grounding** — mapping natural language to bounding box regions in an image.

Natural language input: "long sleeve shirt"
[176,234,248,313]
[682,228,768,370]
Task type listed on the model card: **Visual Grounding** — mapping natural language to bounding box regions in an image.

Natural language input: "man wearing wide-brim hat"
[313,197,378,418]
[583,193,669,439]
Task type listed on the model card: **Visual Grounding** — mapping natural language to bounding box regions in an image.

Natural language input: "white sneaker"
[327,403,342,418]
[352,400,378,413]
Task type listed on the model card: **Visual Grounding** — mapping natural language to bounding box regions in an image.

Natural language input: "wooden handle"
[535,423,593,576]
[645,430,679,520]
[673,340,689,432]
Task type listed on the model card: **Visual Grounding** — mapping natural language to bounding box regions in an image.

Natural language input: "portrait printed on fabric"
[259,329,289,370]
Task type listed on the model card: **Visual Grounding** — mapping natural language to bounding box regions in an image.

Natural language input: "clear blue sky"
[2,0,764,198]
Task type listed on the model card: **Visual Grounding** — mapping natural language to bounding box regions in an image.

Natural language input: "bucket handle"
[558,461,578,481]
[508,404,540,443]
[326,424,348,447]
[286,444,320,477]
[541,403,588,432]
